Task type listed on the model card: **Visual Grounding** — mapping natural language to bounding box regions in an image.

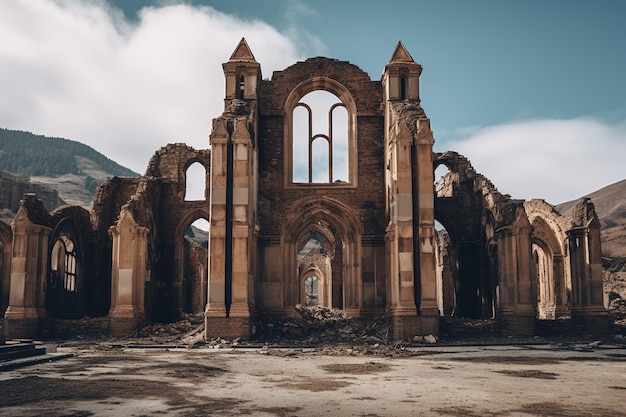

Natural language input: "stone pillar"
[386,124,418,319]
[4,205,51,338]
[108,209,149,335]
[568,221,608,333]
[495,208,535,336]
[206,117,255,339]
[229,118,253,320]
[206,119,228,319]
[415,119,439,321]
[383,42,439,339]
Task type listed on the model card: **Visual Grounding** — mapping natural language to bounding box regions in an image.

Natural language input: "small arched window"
[185,162,206,201]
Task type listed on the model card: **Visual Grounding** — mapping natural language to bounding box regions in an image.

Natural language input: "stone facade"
[0,39,608,341]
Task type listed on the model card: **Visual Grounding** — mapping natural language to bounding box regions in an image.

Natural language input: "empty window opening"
[185,162,206,201]
[237,75,245,99]
[434,164,454,197]
[399,75,407,100]
[292,90,348,184]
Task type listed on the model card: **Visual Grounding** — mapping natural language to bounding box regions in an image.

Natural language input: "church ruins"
[0,39,608,341]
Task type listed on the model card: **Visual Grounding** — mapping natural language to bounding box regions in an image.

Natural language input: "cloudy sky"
[1,0,624,205]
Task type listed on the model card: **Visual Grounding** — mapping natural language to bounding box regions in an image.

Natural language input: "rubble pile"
[135,313,205,345]
[252,305,393,346]
[439,316,504,340]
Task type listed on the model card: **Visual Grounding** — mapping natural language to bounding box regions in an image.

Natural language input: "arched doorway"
[47,219,84,318]
[532,240,555,319]
[280,197,362,317]
[297,226,342,309]
[175,213,209,317]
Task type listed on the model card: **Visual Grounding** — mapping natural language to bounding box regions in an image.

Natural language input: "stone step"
[0,340,56,365]
[0,352,74,372]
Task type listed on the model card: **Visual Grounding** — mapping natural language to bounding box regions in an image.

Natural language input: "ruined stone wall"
[0,170,64,213]
[89,177,141,317]
[257,58,386,238]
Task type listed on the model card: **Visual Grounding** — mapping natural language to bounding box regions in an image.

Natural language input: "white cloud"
[449,118,626,204]
[0,0,306,173]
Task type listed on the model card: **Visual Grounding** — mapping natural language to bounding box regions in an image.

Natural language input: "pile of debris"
[133,313,206,346]
[439,316,505,340]
[252,305,392,346]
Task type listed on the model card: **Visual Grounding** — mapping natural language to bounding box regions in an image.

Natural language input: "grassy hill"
[0,128,139,208]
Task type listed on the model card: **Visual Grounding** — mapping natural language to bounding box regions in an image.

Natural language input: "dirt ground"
[1,340,625,417]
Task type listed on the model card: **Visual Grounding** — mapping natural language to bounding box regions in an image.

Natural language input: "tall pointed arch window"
[286,80,356,187]
[292,90,348,183]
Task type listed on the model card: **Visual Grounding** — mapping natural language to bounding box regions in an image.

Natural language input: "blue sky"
[1,0,624,204]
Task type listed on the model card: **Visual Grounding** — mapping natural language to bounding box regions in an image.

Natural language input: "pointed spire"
[229,37,256,62]
[389,41,414,63]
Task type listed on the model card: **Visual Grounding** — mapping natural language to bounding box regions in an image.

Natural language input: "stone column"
[206,117,254,339]
[108,209,149,335]
[4,205,51,338]
[229,118,253,319]
[568,223,608,333]
[495,208,535,336]
[386,124,418,319]
[415,119,438,320]
[206,119,228,319]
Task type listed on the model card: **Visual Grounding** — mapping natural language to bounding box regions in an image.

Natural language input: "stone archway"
[174,210,209,316]
[530,216,568,319]
[280,197,362,317]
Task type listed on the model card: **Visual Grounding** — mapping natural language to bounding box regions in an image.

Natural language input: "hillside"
[556,179,626,258]
[0,128,139,209]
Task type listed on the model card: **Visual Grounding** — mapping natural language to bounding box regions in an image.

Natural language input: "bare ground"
[1,340,625,417]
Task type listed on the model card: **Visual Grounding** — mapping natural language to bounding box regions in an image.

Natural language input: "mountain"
[0,128,139,209]
[556,179,626,258]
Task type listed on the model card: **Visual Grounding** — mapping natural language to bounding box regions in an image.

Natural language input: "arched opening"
[184,162,206,201]
[434,163,454,198]
[529,214,569,320]
[481,210,499,319]
[182,217,209,314]
[47,227,83,319]
[296,227,343,309]
[434,218,457,316]
[533,241,556,320]
[279,197,362,317]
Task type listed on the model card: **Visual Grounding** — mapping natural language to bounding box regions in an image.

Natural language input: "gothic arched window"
[285,80,357,187]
